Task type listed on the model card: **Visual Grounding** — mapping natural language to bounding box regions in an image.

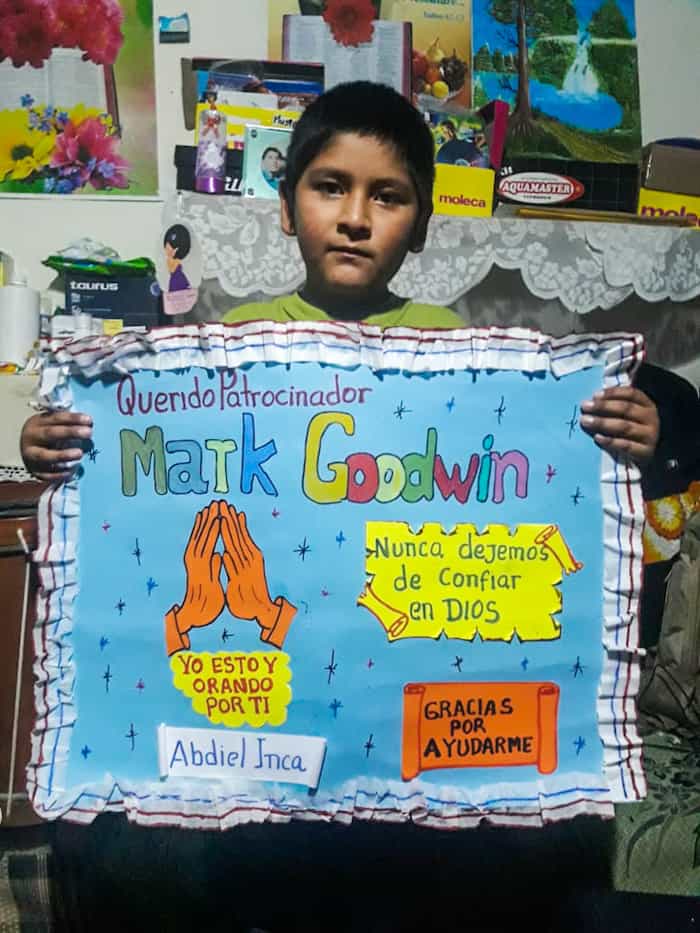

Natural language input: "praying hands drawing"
[164,501,296,656]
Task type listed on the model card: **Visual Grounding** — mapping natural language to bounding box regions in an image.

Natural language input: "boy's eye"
[374,189,405,206]
[316,179,343,196]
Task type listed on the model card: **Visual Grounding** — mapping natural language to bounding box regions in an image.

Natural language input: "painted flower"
[67,103,110,128]
[0,109,55,181]
[50,116,128,190]
[0,8,56,68]
[322,0,375,46]
[0,0,124,68]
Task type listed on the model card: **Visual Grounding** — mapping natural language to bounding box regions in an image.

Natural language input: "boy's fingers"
[24,445,85,465]
[581,387,656,417]
[593,434,653,464]
[33,424,94,444]
[31,411,93,427]
[33,471,75,483]
[598,386,654,405]
[580,415,652,443]
[581,399,651,425]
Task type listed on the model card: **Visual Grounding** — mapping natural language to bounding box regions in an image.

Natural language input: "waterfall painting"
[472,0,641,162]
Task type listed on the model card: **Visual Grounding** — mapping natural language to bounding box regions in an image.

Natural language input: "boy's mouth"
[328,245,372,260]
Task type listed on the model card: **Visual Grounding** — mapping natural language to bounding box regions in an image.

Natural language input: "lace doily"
[177,192,700,314]
[0,466,34,483]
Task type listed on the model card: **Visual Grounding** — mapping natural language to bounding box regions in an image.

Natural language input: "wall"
[0,0,267,289]
[0,0,698,289]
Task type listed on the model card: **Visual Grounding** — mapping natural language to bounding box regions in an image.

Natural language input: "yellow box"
[433,164,495,218]
[637,187,700,228]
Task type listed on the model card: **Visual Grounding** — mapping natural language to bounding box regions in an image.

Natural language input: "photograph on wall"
[30,323,646,830]
[242,125,293,199]
[472,0,641,162]
[0,0,158,196]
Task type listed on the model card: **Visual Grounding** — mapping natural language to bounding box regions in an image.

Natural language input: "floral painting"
[0,0,157,195]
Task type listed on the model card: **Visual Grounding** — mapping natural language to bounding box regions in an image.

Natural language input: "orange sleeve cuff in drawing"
[259,597,296,650]
[165,606,191,656]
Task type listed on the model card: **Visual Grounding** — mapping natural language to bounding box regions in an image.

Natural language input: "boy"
[21,81,659,477]
[16,81,688,931]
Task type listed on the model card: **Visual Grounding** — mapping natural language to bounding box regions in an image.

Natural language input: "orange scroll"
[401,681,560,781]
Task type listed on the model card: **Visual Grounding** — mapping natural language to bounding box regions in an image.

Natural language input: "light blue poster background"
[66,360,604,796]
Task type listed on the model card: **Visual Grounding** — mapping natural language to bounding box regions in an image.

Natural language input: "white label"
[158,724,327,789]
[498,172,584,205]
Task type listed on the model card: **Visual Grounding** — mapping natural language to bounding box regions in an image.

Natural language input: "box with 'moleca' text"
[637,186,700,229]
[432,163,495,218]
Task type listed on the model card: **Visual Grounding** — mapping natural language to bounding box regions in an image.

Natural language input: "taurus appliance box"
[65,273,162,328]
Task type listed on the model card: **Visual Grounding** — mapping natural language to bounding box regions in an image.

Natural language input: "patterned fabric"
[644,482,700,564]
[614,733,700,896]
[0,843,54,932]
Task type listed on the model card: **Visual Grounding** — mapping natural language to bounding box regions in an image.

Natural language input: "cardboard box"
[641,143,700,198]
[637,186,700,228]
[433,163,494,218]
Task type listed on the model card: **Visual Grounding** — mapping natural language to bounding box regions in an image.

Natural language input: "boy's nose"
[337,191,371,239]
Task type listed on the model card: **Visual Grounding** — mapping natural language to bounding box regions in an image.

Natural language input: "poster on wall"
[472,0,641,162]
[29,323,646,828]
[268,0,472,108]
[0,0,157,196]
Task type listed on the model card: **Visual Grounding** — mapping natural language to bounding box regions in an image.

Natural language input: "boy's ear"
[279,184,295,236]
[409,206,432,254]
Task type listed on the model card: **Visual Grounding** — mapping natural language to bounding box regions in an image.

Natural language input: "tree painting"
[475,0,641,162]
[489,0,577,135]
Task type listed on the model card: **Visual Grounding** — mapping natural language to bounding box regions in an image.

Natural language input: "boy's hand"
[20,411,93,482]
[580,387,660,467]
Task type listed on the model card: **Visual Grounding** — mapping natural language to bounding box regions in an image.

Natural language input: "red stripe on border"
[31,485,57,805]
[54,795,611,829]
[48,324,641,366]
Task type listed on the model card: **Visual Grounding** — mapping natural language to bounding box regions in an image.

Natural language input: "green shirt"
[221,292,462,330]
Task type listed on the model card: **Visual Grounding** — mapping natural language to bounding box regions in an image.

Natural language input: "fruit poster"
[472,0,641,162]
[382,0,472,107]
[0,0,157,196]
[30,322,646,829]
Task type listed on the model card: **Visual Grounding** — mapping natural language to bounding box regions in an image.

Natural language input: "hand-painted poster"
[0,0,157,195]
[472,0,641,162]
[30,324,647,828]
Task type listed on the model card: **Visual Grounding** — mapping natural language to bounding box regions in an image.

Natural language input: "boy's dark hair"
[164,224,191,260]
[282,81,434,218]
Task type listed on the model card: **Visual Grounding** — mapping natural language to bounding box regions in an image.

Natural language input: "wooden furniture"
[0,481,46,826]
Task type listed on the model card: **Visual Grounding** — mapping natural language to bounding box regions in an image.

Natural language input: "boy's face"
[281,132,427,311]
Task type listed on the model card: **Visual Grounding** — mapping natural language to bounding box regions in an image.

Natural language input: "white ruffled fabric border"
[28,322,647,829]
